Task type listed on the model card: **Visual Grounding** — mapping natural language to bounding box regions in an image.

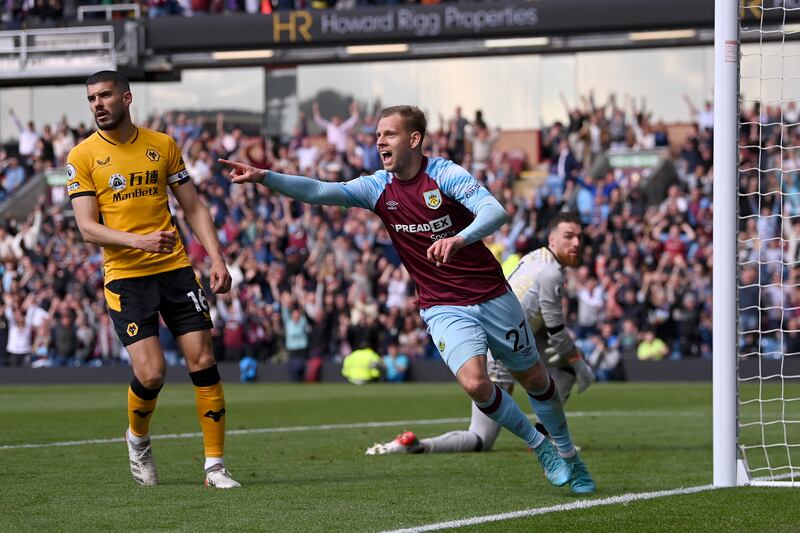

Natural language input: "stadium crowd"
[2,0,483,27]
[0,91,794,379]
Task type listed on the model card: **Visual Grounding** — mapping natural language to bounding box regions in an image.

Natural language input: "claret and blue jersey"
[261,146,538,373]
[338,156,508,308]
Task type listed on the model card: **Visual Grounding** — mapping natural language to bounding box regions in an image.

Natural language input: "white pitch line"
[0,410,703,451]
[0,417,469,451]
[381,485,719,533]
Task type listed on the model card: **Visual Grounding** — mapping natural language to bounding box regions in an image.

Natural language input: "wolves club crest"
[423,189,442,210]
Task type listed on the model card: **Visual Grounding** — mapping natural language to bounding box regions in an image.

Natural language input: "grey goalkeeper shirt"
[507,247,576,358]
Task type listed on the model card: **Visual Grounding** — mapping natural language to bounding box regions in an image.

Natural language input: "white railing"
[0,24,140,78]
[115,21,141,67]
[77,3,141,21]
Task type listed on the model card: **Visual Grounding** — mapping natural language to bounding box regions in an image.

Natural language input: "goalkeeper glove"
[544,347,595,393]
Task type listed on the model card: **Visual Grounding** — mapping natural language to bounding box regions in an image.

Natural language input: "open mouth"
[380,150,392,166]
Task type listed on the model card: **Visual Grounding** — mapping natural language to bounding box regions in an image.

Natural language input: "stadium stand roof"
[1,0,798,85]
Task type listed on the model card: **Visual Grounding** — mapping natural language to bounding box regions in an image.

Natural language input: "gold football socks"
[190,365,226,462]
[127,377,161,439]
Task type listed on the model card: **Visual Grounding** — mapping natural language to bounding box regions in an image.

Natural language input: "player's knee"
[184,342,216,371]
[193,350,215,370]
[136,358,166,389]
[461,376,494,402]
[181,332,217,370]
[516,363,549,392]
[138,372,165,390]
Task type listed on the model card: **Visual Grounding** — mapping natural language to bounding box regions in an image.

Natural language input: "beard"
[95,109,125,131]
[561,252,580,268]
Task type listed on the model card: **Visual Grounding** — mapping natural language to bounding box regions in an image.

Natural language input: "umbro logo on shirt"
[386,200,399,210]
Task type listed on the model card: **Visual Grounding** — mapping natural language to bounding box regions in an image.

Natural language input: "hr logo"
[273,11,313,42]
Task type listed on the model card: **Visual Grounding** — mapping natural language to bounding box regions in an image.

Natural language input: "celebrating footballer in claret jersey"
[221,105,595,494]
[366,212,596,495]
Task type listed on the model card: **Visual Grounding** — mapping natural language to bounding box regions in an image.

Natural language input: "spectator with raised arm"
[312,100,360,155]
[684,94,714,132]
[9,110,39,161]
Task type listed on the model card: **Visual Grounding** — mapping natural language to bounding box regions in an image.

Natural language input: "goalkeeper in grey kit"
[367,211,595,455]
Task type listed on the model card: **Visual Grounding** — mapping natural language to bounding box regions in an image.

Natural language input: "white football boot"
[126,430,158,486]
[205,465,242,489]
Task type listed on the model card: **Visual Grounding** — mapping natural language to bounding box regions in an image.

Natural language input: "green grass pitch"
[0,382,797,532]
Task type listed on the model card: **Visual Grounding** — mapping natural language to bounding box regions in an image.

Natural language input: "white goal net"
[736,0,800,486]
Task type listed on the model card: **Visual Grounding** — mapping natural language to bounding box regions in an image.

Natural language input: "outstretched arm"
[9,109,23,133]
[311,101,330,130]
[340,101,360,132]
[683,94,699,117]
[220,159,353,207]
[559,91,571,114]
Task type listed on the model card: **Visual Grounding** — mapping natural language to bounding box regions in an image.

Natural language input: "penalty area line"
[0,410,702,451]
[380,484,719,533]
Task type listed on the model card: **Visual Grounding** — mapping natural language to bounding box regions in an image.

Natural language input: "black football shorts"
[104,266,213,346]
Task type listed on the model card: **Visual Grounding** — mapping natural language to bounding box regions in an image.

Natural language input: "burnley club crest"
[423,189,442,210]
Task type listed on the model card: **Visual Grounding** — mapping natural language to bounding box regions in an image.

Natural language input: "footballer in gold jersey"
[67,123,193,283]
[68,70,240,489]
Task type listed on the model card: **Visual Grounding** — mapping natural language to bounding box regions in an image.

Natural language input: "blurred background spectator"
[382,341,409,383]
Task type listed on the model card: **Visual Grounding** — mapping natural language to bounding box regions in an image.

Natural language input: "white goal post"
[715,0,800,488]
[712,0,738,488]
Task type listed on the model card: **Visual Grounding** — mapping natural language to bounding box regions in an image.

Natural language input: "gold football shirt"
[67,127,192,282]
